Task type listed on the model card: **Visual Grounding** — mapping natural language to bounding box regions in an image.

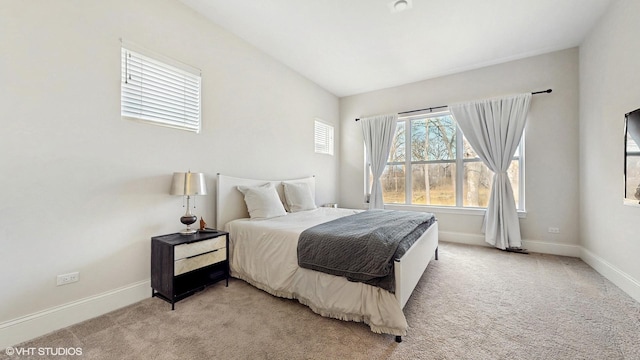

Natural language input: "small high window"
[315,120,334,155]
[121,45,201,132]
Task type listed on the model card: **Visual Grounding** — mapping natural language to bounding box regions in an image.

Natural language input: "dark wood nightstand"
[151,230,229,310]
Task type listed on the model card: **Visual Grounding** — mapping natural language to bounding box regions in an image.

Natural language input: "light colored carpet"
[4,242,640,359]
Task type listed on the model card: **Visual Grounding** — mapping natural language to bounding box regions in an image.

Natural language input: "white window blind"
[314,120,334,155]
[121,47,201,132]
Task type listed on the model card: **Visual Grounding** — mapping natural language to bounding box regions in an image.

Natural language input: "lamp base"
[179,228,197,235]
[179,212,198,235]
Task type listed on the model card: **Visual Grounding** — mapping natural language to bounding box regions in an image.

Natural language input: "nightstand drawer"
[174,249,226,276]
[174,236,226,260]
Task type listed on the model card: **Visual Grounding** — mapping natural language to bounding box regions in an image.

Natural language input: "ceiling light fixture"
[394,0,408,11]
[389,0,412,13]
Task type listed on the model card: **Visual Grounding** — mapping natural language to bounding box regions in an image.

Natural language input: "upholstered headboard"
[216,174,315,230]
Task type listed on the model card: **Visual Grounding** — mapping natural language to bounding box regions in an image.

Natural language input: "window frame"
[624,109,640,205]
[367,110,526,214]
[121,43,202,133]
[314,119,334,155]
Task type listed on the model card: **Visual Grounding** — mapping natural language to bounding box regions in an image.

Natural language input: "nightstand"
[151,230,229,310]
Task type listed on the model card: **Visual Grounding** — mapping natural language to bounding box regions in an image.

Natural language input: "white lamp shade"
[170,172,208,196]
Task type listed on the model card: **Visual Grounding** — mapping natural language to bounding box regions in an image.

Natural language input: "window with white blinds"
[314,120,334,155]
[121,47,201,132]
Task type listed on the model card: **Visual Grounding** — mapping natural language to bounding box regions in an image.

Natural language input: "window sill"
[381,203,527,218]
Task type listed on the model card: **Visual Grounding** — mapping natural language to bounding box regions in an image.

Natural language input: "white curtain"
[362,114,398,209]
[449,93,531,250]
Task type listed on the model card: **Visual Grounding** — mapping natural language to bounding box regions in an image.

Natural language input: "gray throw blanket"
[297,209,435,292]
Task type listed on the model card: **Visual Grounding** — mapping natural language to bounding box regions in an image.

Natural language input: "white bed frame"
[216,174,438,341]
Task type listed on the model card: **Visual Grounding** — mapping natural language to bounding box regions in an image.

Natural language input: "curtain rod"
[354,89,552,121]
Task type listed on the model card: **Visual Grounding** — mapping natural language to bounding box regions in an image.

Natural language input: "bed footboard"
[394,221,439,309]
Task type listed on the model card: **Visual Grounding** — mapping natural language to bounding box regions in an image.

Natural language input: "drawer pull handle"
[185,248,221,260]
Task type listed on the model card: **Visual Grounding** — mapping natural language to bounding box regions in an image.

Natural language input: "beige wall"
[339,49,580,254]
[0,0,339,323]
[579,0,640,300]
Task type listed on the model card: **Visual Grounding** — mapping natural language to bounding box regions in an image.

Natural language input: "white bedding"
[225,207,409,336]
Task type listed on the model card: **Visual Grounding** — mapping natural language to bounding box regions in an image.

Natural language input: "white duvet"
[224,207,408,336]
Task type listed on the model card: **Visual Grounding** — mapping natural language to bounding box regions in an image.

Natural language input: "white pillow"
[283,181,317,213]
[237,183,287,219]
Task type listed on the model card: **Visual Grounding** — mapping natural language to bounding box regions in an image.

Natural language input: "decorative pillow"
[237,183,287,219]
[283,181,317,213]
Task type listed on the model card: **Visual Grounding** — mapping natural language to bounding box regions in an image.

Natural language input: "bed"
[216,174,438,341]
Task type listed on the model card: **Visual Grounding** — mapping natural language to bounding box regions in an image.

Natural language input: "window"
[377,111,524,210]
[625,109,640,204]
[121,45,201,132]
[315,119,334,155]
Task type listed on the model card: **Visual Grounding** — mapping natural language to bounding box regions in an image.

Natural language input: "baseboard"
[580,248,640,304]
[438,231,487,247]
[521,239,581,257]
[0,280,150,348]
[439,231,581,257]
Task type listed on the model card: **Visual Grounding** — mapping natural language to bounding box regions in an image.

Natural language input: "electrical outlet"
[548,227,560,234]
[56,272,79,286]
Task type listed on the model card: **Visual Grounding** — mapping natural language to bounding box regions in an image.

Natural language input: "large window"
[378,111,524,210]
[121,45,202,132]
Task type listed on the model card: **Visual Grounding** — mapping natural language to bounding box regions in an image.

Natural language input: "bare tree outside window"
[381,122,406,203]
[409,117,456,205]
[377,112,523,210]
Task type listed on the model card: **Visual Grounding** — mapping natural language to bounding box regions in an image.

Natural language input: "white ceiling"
[179,0,614,97]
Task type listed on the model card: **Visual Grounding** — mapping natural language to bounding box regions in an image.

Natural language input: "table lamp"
[170,171,207,235]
